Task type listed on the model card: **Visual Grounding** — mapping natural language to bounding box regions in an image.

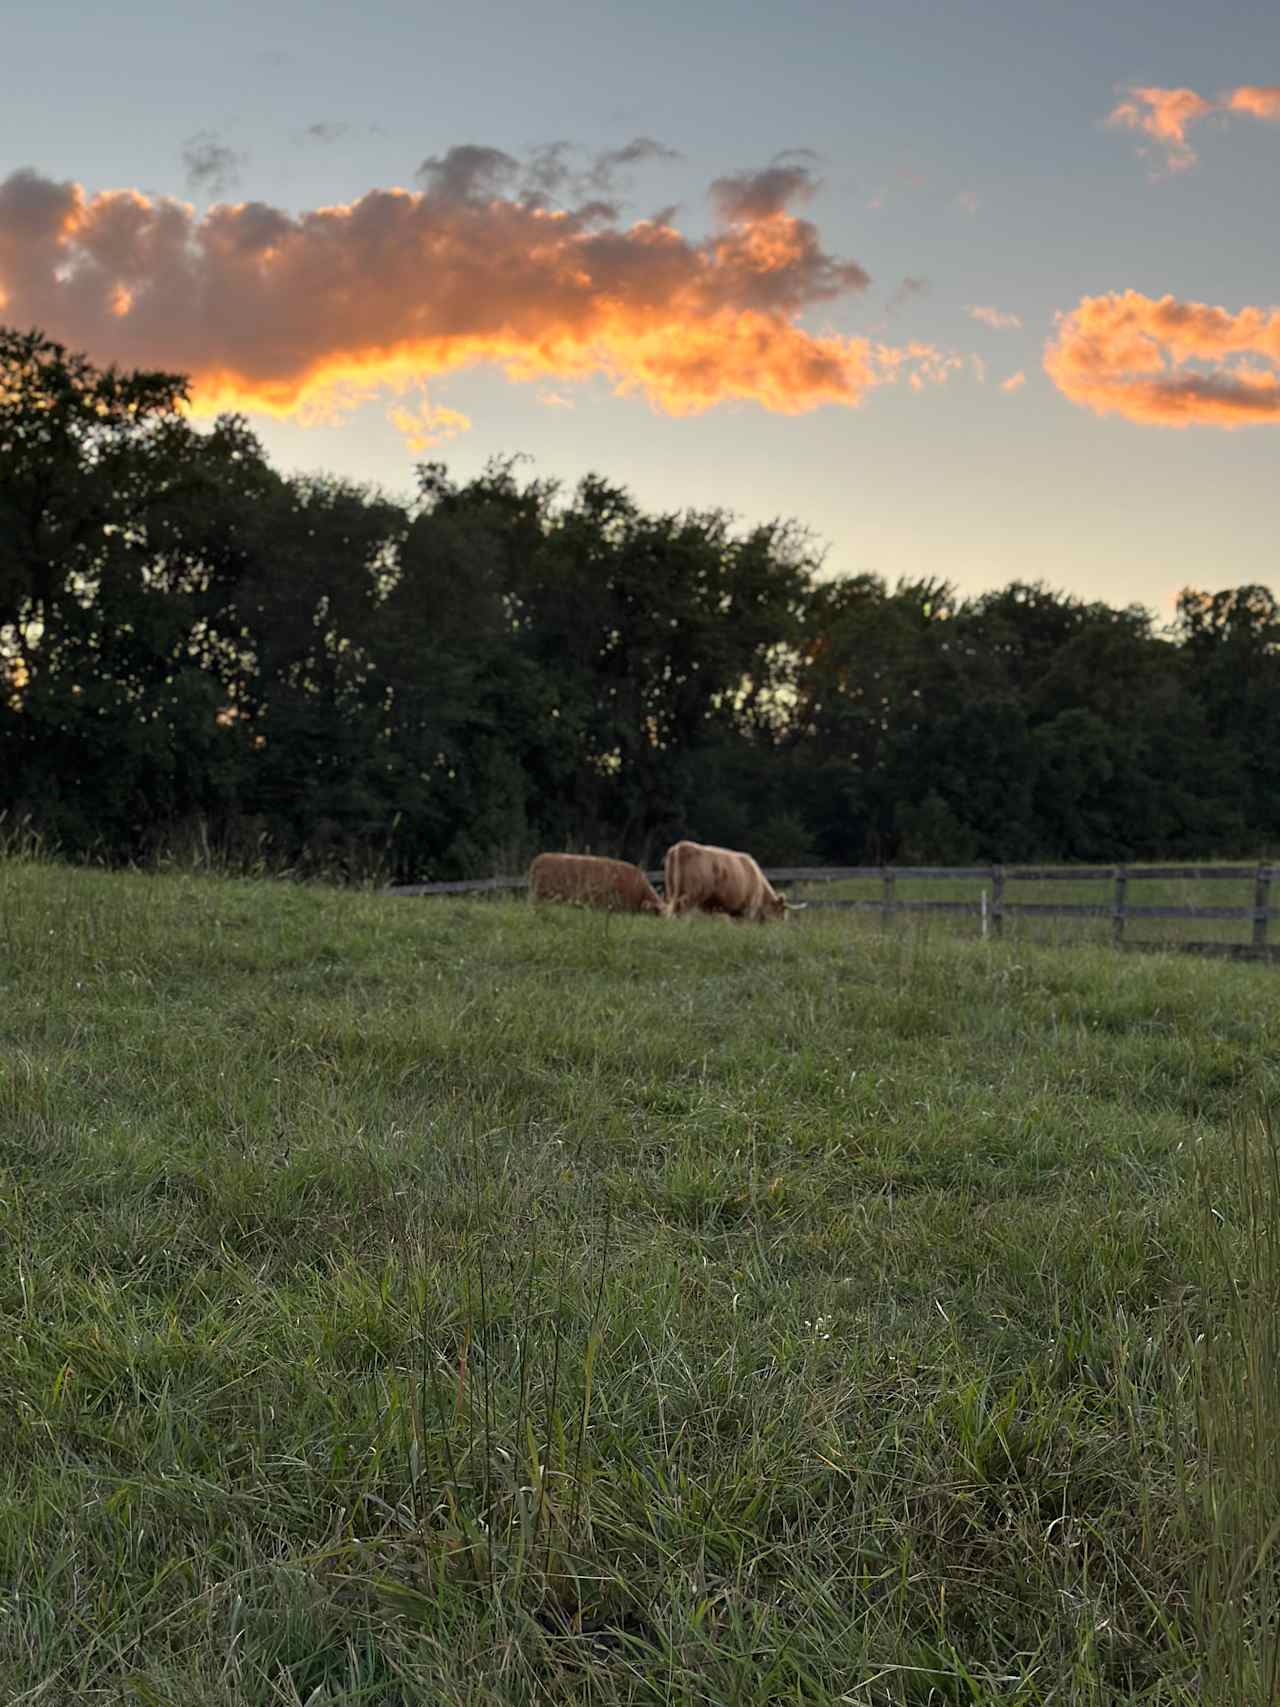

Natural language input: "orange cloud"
[0,158,959,425]
[1107,82,1280,172]
[1106,85,1213,170]
[1225,84,1280,120]
[968,304,1022,330]
[1000,370,1026,392]
[387,393,472,452]
[1044,290,1280,427]
[872,339,965,393]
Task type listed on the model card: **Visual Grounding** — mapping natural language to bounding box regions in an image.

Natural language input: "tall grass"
[1167,1114,1280,1704]
[0,857,1277,1702]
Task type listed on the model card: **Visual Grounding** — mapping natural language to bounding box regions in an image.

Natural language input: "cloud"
[386,392,472,451]
[518,141,579,203]
[304,122,350,144]
[872,340,965,393]
[414,137,682,214]
[968,303,1021,331]
[1044,290,1280,427]
[1225,84,1280,120]
[708,163,820,223]
[886,275,928,313]
[415,144,520,203]
[587,136,683,189]
[1105,86,1213,172]
[1107,83,1280,173]
[1000,370,1026,392]
[0,155,966,424]
[182,133,246,198]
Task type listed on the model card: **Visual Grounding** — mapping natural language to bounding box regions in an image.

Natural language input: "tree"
[4,325,1274,872]
[0,327,191,662]
[791,576,964,857]
[1175,586,1280,843]
[0,328,242,852]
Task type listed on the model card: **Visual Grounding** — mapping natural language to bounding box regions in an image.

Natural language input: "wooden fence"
[387,863,1279,961]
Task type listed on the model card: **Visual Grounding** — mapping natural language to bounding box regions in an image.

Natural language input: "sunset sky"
[3,0,1278,618]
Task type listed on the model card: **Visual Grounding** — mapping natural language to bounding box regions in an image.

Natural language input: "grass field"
[2,858,1279,1704]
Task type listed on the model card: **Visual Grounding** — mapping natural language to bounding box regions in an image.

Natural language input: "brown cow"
[662,840,805,923]
[529,852,665,915]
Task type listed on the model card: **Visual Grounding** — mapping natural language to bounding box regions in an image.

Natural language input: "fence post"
[1255,863,1271,950]
[883,865,896,929]
[1113,866,1128,947]
[991,865,1004,938]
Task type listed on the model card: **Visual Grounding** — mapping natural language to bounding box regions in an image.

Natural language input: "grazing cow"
[529,852,665,915]
[663,840,805,923]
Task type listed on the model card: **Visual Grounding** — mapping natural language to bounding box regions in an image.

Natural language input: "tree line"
[2,326,1277,880]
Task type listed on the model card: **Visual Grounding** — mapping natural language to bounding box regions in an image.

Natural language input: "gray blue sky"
[3,0,1278,616]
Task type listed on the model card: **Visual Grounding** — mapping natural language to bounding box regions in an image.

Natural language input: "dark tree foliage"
[2,328,1276,878]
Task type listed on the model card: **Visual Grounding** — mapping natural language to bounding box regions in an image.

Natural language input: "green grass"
[1,857,1278,1704]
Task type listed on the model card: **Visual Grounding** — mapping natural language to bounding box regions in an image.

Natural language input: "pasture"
[1,857,1278,1704]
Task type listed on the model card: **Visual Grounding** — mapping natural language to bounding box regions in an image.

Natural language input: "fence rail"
[387,862,1279,961]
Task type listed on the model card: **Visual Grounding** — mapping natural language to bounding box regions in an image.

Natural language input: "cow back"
[530,852,662,913]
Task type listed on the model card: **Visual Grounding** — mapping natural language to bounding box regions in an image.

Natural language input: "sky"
[2,0,1278,621]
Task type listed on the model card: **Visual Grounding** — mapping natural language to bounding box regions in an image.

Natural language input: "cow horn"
[783,899,808,911]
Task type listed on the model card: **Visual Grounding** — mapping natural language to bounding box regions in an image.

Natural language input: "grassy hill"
[2,858,1278,1704]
